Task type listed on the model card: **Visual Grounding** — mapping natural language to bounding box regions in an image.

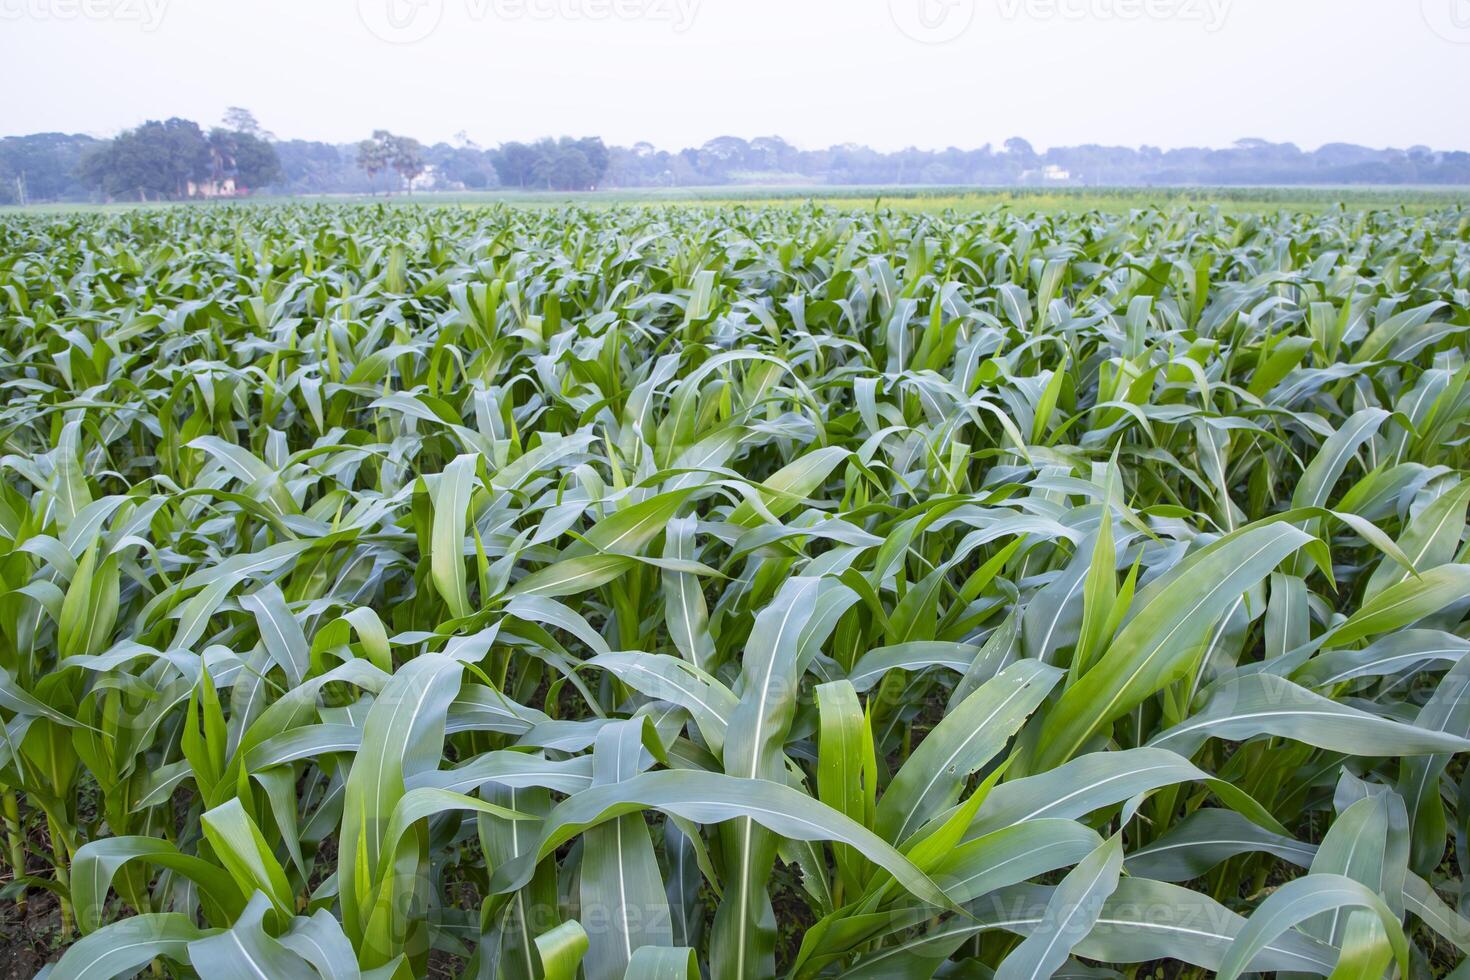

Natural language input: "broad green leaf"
[72,835,246,934]
[1151,672,1470,758]
[429,453,478,618]
[1217,874,1408,980]
[994,835,1123,980]
[509,553,638,598]
[876,660,1060,844]
[580,720,672,980]
[625,946,700,978]
[200,799,294,923]
[1324,563,1470,649]
[535,919,590,980]
[662,516,715,669]
[1035,521,1314,771]
[815,680,876,899]
[1400,657,1470,874]
[339,654,466,956]
[715,576,820,979]
[187,892,317,980]
[485,769,957,913]
[49,914,214,980]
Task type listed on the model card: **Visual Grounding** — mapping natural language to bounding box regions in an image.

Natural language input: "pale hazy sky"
[2,0,1467,151]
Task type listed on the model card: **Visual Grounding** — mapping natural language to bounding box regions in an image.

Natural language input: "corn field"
[2,201,1470,979]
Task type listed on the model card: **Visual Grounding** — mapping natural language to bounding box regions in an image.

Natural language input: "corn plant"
[0,201,1468,979]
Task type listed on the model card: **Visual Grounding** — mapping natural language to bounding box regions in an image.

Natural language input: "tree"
[270,140,361,195]
[536,145,594,191]
[356,130,394,193]
[429,143,497,190]
[389,135,426,193]
[701,136,750,166]
[356,130,424,194]
[490,137,609,192]
[77,118,210,201]
[1003,137,1038,168]
[750,136,797,172]
[0,132,99,203]
[222,107,273,141]
[208,128,282,191]
[573,137,609,187]
[491,142,540,189]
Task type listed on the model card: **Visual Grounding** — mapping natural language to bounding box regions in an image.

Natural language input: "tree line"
[0,109,615,203]
[3,111,1469,204]
[350,132,611,194]
[72,110,284,203]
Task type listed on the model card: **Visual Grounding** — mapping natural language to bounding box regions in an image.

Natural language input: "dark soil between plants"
[0,891,64,979]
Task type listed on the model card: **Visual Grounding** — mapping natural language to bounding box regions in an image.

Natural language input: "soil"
[0,890,64,980]
[427,948,465,978]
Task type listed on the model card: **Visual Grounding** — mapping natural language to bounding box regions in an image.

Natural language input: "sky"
[2,0,1468,152]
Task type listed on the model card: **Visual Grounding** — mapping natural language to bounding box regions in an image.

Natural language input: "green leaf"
[486,770,957,913]
[200,799,294,923]
[72,835,246,934]
[1034,521,1314,771]
[49,914,214,980]
[339,654,466,956]
[1326,911,1395,980]
[1150,673,1470,758]
[1364,480,1470,600]
[1400,656,1470,874]
[579,720,672,980]
[728,448,849,528]
[240,583,309,686]
[815,680,876,899]
[715,576,821,978]
[1126,808,1315,882]
[429,453,478,618]
[1217,874,1408,980]
[534,919,589,980]
[509,554,638,598]
[876,660,1059,844]
[662,516,715,669]
[1325,564,1470,648]
[187,892,317,980]
[994,835,1123,980]
[625,946,700,978]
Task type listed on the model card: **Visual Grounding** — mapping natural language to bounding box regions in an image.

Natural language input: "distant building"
[410,165,442,192]
[187,177,240,198]
[1019,164,1076,185]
